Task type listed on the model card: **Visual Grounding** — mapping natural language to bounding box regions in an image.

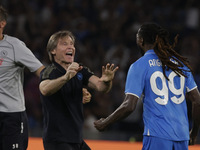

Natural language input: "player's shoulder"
[136,50,159,65]
[41,64,57,79]
[132,54,150,67]
[81,65,94,74]
[129,53,158,74]
[128,57,146,73]
[4,35,25,46]
[42,64,56,74]
[4,35,23,43]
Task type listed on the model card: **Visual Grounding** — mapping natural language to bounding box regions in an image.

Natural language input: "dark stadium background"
[1,0,199,143]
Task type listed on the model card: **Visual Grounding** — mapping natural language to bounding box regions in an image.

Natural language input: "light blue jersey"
[125,49,197,141]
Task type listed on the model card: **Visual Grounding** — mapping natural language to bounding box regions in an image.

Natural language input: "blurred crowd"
[1,0,200,141]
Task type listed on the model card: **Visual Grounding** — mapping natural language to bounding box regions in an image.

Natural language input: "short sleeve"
[14,40,43,72]
[125,61,146,98]
[185,71,197,92]
[80,66,94,86]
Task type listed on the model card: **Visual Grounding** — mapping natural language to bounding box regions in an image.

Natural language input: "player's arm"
[88,63,118,93]
[88,75,112,93]
[34,66,45,77]
[40,62,82,96]
[187,88,200,145]
[39,76,69,96]
[94,94,138,131]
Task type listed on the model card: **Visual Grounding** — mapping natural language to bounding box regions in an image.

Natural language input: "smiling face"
[51,36,75,66]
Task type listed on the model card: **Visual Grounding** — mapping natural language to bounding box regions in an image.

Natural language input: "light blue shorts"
[142,136,188,150]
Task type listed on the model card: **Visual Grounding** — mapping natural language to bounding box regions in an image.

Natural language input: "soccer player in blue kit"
[94,23,200,150]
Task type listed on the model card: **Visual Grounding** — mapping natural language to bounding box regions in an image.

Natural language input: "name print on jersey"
[149,58,178,67]
[149,59,162,67]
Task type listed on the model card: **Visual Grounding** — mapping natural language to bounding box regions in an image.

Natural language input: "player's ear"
[51,49,56,55]
[0,20,6,28]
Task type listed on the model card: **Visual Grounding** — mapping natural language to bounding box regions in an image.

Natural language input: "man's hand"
[65,62,82,81]
[82,88,91,104]
[94,118,107,132]
[100,63,119,82]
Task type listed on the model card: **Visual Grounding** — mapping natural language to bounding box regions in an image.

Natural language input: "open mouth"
[66,52,73,56]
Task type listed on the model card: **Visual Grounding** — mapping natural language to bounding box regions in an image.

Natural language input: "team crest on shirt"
[0,50,8,58]
[77,73,83,80]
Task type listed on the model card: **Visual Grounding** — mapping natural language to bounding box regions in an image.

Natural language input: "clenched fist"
[82,88,91,104]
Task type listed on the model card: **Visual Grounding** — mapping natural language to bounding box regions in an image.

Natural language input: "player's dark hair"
[138,23,192,80]
[0,5,8,22]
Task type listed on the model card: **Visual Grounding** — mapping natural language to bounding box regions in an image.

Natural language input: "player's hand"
[82,88,91,104]
[99,63,119,82]
[65,62,82,80]
[94,118,107,132]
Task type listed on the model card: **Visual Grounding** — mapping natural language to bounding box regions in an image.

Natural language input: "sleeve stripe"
[125,92,140,98]
[186,86,197,92]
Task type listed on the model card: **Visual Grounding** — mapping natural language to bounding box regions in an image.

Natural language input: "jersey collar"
[144,49,155,55]
[53,61,66,74]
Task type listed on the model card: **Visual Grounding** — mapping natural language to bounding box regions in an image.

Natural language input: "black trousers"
[44,140,91,150]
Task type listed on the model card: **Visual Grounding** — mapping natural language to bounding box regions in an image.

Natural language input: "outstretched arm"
[88,63,118,93]
[188,88,200,145]
[94,94,139,131]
